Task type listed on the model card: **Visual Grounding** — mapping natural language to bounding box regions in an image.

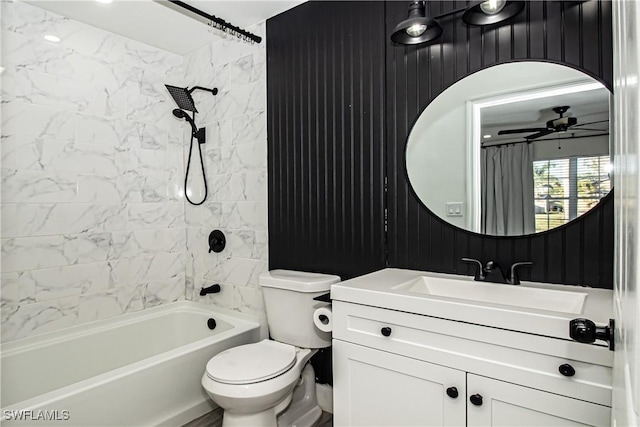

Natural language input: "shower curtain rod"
[481,133,610,149]
[164,0,262,44]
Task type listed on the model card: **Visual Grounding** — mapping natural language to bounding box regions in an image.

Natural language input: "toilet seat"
[206,340,297,385]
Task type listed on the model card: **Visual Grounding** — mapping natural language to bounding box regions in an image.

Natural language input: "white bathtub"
[1,301,262,426]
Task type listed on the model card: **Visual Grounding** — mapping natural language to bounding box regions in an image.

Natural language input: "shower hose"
[184,116,208,206]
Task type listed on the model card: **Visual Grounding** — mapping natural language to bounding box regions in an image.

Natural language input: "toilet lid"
[206,340,297,385]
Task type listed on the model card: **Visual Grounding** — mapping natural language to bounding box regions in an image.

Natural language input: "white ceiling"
[481,87,610,144]
[27,0,305,55]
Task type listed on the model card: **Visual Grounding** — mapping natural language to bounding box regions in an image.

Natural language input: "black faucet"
[461,258,533,285]
[461,258,486,281]
[507,262,533,285]
[483,260,506,283]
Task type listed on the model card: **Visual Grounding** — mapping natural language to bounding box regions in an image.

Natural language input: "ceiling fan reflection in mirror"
[497,106,608,140]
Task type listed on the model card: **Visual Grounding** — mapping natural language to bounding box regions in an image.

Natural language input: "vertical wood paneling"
[546,2,564,62]
[268,0,613,289]
[267,1,386,279]
[528,2,545,59]
[386,0,614,288]
[563,2,582,68]
[600,1,613,86]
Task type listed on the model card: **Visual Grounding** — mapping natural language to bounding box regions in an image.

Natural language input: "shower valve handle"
[208,230,226,253]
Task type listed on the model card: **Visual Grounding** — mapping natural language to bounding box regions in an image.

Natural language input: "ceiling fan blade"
[526,129,555,140]
[572,120,609,127]
[498,128,548,135]
[570,127,608,132]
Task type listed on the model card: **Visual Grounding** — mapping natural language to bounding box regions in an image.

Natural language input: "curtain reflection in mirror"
[481,143,535,235]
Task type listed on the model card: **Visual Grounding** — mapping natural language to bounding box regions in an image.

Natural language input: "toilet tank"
[260,270,340,349]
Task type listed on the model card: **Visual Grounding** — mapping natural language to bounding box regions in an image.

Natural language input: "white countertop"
[331,268,614,343]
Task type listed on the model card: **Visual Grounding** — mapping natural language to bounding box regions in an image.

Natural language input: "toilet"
[201,270,340,427]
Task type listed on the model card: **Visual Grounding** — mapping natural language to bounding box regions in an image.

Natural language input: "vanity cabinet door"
[333,340,466,427]
[466,374,611,427]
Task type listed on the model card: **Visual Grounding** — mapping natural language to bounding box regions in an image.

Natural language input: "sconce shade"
[391,1,443,45]
[462,0,525,26]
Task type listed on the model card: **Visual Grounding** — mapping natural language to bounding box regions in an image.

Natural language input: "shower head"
[172,109,206,145]
[172,108,198,134]
[166,85,198,113]
[172,108,188,119]
[165,84,219,113]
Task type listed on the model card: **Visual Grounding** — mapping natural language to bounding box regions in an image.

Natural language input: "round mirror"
[406,61,611,237]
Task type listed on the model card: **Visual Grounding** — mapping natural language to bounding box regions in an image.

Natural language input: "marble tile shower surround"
[0,2,168,342]
[0,1,269,343]
[182,23,269,322]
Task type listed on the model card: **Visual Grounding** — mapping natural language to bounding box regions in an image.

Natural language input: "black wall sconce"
[391,0,525,45]
[390,1,442,45]
[462,0,525,26]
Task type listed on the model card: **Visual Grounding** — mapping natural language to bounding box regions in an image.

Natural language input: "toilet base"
[222,394,293,427]
[277,363,323,427]
[220,363,322,427]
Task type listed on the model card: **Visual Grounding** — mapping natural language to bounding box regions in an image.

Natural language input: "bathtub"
[1,301,262,426]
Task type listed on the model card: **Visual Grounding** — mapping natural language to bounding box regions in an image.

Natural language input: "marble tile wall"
[181,24,269,323]
[0,1,188,342]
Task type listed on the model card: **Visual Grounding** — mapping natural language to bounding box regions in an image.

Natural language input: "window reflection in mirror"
[533,155,610,232]
[405,62,611,237]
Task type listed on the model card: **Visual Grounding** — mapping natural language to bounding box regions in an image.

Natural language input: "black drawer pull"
[559,364,576,377]
[381,327,392,337]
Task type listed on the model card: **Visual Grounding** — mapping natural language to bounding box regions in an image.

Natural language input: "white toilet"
[201,270,340,427]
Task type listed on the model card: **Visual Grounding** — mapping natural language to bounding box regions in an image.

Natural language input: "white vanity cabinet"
[332,301,613,427]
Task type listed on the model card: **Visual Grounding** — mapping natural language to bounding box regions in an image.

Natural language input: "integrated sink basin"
[392,276,588,315]
[331,268,612,341]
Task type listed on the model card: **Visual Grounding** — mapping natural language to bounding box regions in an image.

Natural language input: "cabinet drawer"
[333,301,612,406]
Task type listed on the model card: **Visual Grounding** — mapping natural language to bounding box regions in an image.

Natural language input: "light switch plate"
[446,202,463,217]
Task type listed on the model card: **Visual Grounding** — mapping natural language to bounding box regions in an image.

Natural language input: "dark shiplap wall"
[267,1,387,279]
[386,0,614,288]
[267,0,614,288]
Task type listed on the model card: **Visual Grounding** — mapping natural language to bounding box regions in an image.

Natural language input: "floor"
[182,408,333,427]
[181,408,222,427]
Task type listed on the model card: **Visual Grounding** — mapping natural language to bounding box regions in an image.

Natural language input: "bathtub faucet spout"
[200,284,221,296]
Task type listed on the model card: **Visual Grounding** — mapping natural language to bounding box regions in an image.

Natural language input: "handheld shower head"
[172,108,187,119]
[172,108,190,120]
[172,109,206,145]
[172,108,198,134]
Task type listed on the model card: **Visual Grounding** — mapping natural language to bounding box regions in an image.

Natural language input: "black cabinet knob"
[559,364,576,377]
[381,327,392,337]
[446,387,458,398]
[470,394,483,406]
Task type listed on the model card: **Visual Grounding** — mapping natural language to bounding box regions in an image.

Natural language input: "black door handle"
[380,327,392,337]
[569,318,614,351]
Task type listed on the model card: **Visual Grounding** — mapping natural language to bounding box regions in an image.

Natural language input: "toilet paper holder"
[317,313,330,325]
[313,292,331,302]
[313,305,333,333]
